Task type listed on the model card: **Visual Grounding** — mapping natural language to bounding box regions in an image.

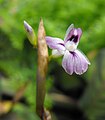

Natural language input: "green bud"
[24,21,37,47]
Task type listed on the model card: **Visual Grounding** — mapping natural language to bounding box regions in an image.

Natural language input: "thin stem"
[0,79,2,101]
[36,19,48,119]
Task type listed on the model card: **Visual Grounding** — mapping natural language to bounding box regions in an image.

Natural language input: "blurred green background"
[0,0,105,120]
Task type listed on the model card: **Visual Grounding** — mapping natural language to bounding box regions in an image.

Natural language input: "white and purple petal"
[64,26,82,46]
[52,49,65,58]
[65,41,77,52]
[75,49,90,65]
[62,50,74,75]
[74,49,90,74]
[46,36,65,51]
[73,53,83,75]
[62,49,90,75]
[71,28,82,44]
[76,28,82,43]
[64,24,74,41]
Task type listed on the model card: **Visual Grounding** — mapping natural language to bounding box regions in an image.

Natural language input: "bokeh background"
[0,0,105,120]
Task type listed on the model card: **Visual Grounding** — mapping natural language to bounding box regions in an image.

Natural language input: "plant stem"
[36,19,48,119]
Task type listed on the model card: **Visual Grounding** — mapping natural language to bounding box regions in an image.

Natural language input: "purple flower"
[46,24,90,75]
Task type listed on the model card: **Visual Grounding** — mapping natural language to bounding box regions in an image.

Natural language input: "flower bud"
[24,21,37,47]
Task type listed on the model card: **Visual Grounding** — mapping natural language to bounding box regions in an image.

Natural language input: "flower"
[46,24,90,75]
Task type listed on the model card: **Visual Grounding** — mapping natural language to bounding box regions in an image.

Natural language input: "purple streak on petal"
[64,28,78,43]
[76,49,90,65]
[62,50,74,75]
[77,28,82,42]
[46,36,65,51]
[64,28,82,45]
[64,29,74,43]
[64,24,74,42]
[70,34,78,43]
[73,54,83,75]
[74,49,90,74]
[71,28,82,44]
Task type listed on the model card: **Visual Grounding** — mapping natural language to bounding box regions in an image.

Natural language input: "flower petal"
[73,53,83,75]
[65,41,77,52]
[76,49,90,65]
[52,49,64,58]
[64,28,82,44]
[74,49,90,74]
[46,36,65,51]
[62,50,74,75]
[64,24,74,42]
[77,28,82,43]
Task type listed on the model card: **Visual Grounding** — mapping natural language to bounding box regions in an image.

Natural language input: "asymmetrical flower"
[46,24,90,75]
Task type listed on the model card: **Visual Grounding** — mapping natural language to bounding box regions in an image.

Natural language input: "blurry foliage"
[80,49,105,120]
[0,0,105,51]
[0,0,105,119]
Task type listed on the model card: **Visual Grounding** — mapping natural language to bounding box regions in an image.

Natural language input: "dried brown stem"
[12,80,30,104]
[36,18,48,119]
